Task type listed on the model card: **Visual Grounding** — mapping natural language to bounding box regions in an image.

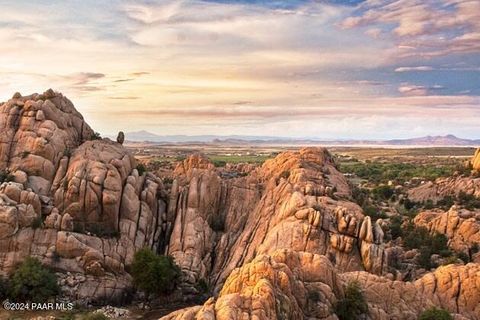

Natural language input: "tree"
[10,257,59,302]
[334,281,368,320]
[130,248,181,297]
[372,185,394,201]
[136,163,147,176]
[419,307,452,320]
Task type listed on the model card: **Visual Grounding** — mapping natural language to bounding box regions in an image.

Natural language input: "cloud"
[398,83,444,96]
[395,66,434,72]
[342,0,480,57]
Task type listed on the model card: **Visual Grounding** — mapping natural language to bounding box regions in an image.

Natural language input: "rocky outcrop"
[344,262,480,319]
[0,91,167,304]
[414,207,480,259]
[473,149,480,171]
[407,176,480,203]
[0,90,94,195]
[161,249,480,320]
[408,150,480,203]
[166,148,387,293]
[162,250,343,320]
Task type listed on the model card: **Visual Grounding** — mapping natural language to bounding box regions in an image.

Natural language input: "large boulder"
[0,91,168,304]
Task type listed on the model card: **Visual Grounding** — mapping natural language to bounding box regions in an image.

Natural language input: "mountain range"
[120,131,480,146]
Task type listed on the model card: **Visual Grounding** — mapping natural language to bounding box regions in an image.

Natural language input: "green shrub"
[402,198,416,210]
[419,307,452,320]
[0,276,9,300]
[437,196,454,209]
[423,200,434,210]
[371,185,394,201]
[91,132,102,140]
[279,170,290,180]
[212,160,227,167]
[471,243,479,254]
[0,170,14,184]
[401,225,451,268]
[389,215,403,240]
[456,251,470,263]
[9,257,59,302]
[418,246,433,269]
[130,248,181,297]
[163,177,174,184]
[457,191,480,210]
[351,186,369,207]
[195,278,210,294]
[334,281,368,320]
[136,163,147,176]
[31,216,43,229]
[442,255,459,266]
[403,225,449,254]
[21,151,30,159]
[363,205,387,221]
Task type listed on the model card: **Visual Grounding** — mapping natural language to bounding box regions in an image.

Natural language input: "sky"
[0,0,479,139]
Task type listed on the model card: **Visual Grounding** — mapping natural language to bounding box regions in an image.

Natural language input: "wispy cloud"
[398,83,445,96]
[395,66,434,72]
[342,0,480,57]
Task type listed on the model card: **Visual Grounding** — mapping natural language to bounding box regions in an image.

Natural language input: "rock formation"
[408,150,480,203]
[116,131,125,145]
[407,177,480,203]
[414,207,480,261]
[0,91,167,304]
[473,148,480,171]
[162,249,480,320]
[165,148,387,293]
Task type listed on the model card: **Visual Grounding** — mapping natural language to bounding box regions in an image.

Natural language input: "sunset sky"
[0,0,479,139]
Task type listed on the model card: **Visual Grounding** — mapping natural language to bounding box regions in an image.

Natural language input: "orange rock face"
[414,207,480,262]
[165,147,388,293]
[162,249,480,320]
[0,91,168,304]
[473,148,480,171]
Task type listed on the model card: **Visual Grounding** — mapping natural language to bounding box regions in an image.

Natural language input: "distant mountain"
[385,135,480,146]
[120,131,480,146]
[122,131,289,143]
